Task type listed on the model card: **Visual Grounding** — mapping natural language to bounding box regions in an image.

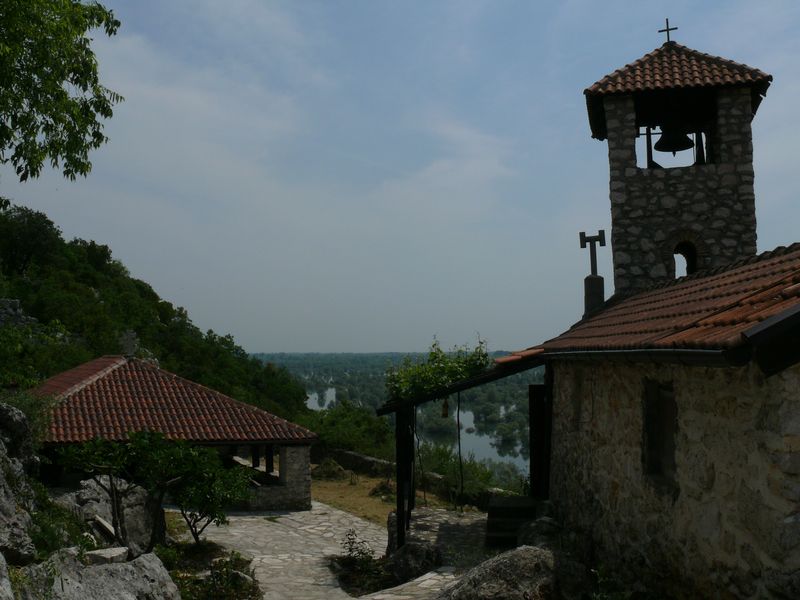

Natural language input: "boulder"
[0,440,35,565]
[83,547,129,565]
[73,477,165,556]
[438,544,590,600]
[0,553,14,600]
[517,516,562,549]
[0,403,38,475]
[13,548,180,600]
[388,540,442,583]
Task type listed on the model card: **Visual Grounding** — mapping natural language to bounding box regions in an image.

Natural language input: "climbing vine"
[385,339,491,404]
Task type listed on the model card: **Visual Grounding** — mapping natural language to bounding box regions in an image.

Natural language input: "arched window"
[673,241,698,277]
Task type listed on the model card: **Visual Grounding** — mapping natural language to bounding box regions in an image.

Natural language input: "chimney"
[579,230,606,317]
[583,274,605,317]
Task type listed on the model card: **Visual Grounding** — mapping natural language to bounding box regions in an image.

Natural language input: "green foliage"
[59,436,137,546]
[0,0,122,181]
[176,551,261,600]
[171,455,251,544]
[261,351,543,462]
[60,431,252,549]
[28,480,96,560]
[416,443,493,505]
[332,528,394,596]
[0,391,57,447]
[385,339,491,404]
[0,202,308,420]
[296,399,394,460]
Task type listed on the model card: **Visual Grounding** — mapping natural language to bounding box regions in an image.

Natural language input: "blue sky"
[3,1,800,352]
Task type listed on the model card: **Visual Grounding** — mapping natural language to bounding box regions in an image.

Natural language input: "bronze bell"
[441,398,449,419]
[654,127,694,155]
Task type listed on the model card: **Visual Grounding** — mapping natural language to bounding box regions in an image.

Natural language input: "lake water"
[306,388,529,473]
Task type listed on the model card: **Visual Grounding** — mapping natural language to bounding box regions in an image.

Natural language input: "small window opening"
[673,241,698,277]
[636,127,709,169]
[642,379,679,496]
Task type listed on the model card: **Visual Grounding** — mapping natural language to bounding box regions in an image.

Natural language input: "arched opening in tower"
[673,241,698,277]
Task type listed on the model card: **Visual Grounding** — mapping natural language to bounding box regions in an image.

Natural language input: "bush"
[296,399,394,460]
[27,480,96,560]
[175,551,261,600]
[331,528,395,596]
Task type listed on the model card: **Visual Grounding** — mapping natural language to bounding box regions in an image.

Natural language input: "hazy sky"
[3,1,799,352]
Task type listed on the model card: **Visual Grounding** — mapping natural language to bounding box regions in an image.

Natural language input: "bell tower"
[585,40,772,295]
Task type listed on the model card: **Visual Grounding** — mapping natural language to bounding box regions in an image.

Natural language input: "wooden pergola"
[376,351,550,548]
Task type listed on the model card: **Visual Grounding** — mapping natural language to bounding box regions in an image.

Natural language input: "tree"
[171,454,251,544]
[0,0,122,182]
[59,438,137,547]
[61,432,252,549]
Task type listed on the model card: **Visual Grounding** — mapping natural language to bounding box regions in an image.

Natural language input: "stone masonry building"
[382,39,800,599]
[36,355,316,511]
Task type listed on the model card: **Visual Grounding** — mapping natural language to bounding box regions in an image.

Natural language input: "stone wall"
[605,87,757,295]
[550,360,800,598]
[240,444,312,511]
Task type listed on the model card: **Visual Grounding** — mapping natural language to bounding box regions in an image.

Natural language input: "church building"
[382,37,800,599]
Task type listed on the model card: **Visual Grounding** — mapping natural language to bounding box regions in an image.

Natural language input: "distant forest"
[254,352,544,460]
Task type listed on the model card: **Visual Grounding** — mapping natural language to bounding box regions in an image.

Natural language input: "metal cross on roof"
[579,230,606,276]
[658,18,678,43]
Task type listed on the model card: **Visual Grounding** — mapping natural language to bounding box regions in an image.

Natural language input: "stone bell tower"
[584,40,772,295]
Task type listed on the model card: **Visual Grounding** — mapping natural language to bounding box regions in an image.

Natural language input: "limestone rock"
[14,548,179,600]
[84,547,129,565]
[74,477,165,556]
[437,546,556,600]
[0,440,35,565]
[389,540,442,583]
[0,403,38,475]
[0,553,14,600]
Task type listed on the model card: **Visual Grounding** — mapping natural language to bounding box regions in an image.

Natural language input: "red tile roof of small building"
[37,357,317,444]
[502,243,800,359]
[585,42,772,97]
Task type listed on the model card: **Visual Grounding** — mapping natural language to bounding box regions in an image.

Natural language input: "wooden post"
[265,445,275,474]
[530,371,553,498]
[251,445,261,469]
[394,405,415,549]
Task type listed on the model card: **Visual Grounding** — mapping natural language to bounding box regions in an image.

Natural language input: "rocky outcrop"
[0,403,38,476]
[0,553,14,600]
[388,540,442,583]
[0,299,36,327]
[13,547,179,600]
[0,446,34,564]
[437,543,590,600]
[58,477,164,556]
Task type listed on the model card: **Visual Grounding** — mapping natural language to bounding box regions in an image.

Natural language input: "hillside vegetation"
[0,203,307,419]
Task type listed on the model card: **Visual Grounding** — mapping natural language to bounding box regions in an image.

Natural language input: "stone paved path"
[203,501,461,599]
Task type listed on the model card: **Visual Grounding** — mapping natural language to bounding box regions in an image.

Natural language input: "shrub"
[177,551,261,600]
[331,528,395,596]
[27,480,96,560]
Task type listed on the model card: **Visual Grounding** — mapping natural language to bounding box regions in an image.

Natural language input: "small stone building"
[37,355,316,511]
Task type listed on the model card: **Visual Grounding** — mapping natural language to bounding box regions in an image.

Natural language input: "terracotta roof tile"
[539,243,800,354]
[35,357,317,444]
[585,42,772,97]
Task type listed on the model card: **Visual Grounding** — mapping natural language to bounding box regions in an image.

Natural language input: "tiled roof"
[508,243,800,358]
[36,357,317,444]
[584,42,772,140]
[585,42,772,97]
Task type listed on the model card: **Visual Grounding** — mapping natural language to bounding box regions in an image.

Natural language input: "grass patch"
[311,469,450,525]
[165,509,189,538]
